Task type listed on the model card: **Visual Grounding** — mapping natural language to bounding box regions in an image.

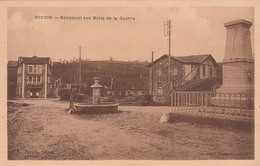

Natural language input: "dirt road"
[7,99,254,160]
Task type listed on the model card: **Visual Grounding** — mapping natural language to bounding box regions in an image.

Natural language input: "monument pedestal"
[213,19,254,109]
[216,60,254,94]
[216,19,254,94]
[210,94,253,109]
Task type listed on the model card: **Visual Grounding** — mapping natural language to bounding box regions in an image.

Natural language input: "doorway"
[29,88,41,98]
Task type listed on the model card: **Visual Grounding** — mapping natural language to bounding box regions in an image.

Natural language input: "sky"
[7,7,254,62]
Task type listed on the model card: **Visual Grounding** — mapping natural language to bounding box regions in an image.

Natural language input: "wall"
[16,63,53,98]
[106,89,148,97]
[199,59,217,79]
[24,64,46,98]
[150,57,184,104]
[16,66,22,98]
[8,67,17,99]
[184,64,192,81]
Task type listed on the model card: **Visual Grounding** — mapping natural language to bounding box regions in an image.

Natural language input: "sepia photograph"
[1,0,260,165]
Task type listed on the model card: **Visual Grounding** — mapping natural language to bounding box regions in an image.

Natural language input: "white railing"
[171,91,254,121]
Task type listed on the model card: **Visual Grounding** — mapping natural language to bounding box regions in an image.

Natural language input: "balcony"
[27,82,43,85]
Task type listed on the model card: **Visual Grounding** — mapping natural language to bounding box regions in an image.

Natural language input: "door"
[29,89,40,98]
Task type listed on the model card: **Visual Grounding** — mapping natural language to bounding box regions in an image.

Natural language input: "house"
[105,75,149,97]
[7,61,18,99]
[16,56,53,98]
[106,88,149,97]
[147,54,220,104]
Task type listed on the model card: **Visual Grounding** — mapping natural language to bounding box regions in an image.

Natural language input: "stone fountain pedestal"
[91,77,103,104]
[73,77,119,113]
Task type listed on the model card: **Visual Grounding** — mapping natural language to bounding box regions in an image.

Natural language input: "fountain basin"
[74,102,119,113]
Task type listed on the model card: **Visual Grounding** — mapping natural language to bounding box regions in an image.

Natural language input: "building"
[7,61,18,99]
[104,74,149,97]
[106,88,149,97]
[16,56,53,98]
[148,54,220,104]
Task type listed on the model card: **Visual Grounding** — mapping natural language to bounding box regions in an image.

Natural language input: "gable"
[147,55,184,67]
[201,55,219,67]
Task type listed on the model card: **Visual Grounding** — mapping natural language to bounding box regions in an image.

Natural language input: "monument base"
[216,87,254,94]
[210,94,254,109]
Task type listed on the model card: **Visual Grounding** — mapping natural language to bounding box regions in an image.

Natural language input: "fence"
[171,91,254,121]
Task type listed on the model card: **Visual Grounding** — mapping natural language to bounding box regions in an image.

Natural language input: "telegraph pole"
[164,19,172,103]
[151,51,154,103]
[79,46,82,93]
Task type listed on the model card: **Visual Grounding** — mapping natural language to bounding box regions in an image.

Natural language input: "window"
[28,76,33,82]
[156,69,162,76]
[210,68,213,77]
[17,77,21,83]
[156,82,162,89]
[28,65,33,73]
[171,67,178,76]
[171,81,178,89]
[36,65,42,74]
[157,97,161,102]
[202,64,206,77]
[173,81,178,87]
[37,76,41,82]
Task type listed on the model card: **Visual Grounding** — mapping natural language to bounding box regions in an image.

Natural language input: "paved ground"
[7,99,254,160]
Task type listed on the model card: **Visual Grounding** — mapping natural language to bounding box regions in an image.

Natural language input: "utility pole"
[164,19,172,103]
[79,46,82,93]
[151,51,154,103]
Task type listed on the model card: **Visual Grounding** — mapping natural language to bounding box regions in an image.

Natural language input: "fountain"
[68,77,119,114]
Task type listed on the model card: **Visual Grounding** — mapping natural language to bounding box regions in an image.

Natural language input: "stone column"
[217,19,254,94]
[91,77,103,104]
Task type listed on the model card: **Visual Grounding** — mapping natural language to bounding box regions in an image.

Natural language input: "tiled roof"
[147,54,218,67]
[7,61,18,67]
[173,54,211,63]
[19,56,51,64]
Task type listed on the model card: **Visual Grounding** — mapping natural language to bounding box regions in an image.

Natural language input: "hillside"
[52,60,150,90]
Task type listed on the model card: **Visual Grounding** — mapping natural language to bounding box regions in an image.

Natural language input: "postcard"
[1,0,260,166]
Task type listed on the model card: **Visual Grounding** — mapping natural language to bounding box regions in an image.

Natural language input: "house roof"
[147,54,219,67]
[18,56,51,64]
[7,61,18,68]
[174,54,211,63]
[174,77,220,91]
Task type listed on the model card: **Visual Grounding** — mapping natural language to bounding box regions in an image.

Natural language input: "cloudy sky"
[8,7,254,62]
